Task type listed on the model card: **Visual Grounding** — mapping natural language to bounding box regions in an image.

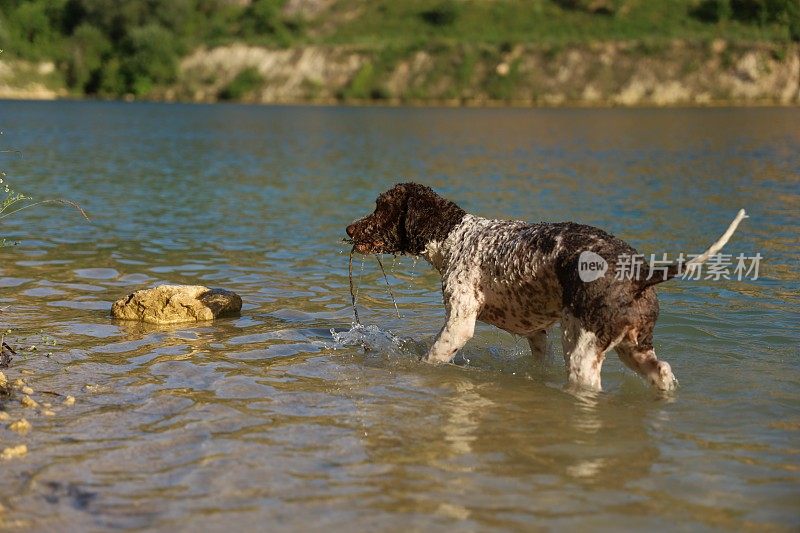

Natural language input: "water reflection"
[307,364,654,529]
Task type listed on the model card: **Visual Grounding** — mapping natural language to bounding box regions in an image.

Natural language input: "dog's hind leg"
[560,312,607,391]
[527,330,548,362]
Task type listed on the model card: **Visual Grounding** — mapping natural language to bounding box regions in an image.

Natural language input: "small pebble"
[12,378,25,389]
[20,395,38,409]
[8,418,31,434]
[41,410,55,417]
[63,396,76,406]
[0,371,7,388]
[42,402,52,408]
[1,444,28,460]
[0,411,9,421]
[20,386,33,395]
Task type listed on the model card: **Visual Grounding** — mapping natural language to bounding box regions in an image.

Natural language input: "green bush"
[729,0,776,23]
[786,0,800,41]
[689,0,733,23]
[419,1,459,27]
[66,23,110,91]
[727,0,800,41]
[238,0,300,46]
[242,0,282,34]
[339,63,377,100]
[93,56,126,96]
[4,0,63,59]
[553,0,614,14]
[120,23,179,95]
[218,67,265,100]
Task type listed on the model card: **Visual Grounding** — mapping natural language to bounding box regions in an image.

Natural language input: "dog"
[346,183,747,391]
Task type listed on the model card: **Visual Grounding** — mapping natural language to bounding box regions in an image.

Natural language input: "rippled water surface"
[0,101,798,530]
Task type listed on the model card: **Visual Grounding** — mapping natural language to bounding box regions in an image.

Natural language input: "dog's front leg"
[425,295,480,363]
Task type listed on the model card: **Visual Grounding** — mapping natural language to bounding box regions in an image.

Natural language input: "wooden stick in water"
[375,255,401,319]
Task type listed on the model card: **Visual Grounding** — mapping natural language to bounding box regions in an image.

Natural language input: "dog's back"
[436,215,644,339]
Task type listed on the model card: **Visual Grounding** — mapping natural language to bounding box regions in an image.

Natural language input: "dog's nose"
[346,224,356,238]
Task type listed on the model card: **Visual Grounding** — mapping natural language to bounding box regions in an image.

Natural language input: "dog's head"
[346,183,465,255]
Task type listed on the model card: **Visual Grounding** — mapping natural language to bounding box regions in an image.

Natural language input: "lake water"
[0,101,798,531]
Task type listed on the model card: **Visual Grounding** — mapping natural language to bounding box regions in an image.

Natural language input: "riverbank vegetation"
[0,0,798,102]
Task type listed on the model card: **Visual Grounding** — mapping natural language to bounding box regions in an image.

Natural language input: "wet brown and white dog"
[346,183,747,391]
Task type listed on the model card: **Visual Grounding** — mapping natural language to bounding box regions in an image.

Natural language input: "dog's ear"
[370,183,413,254]
[402,184,464,254]
[401,184,431,254]
[387,183,412,253]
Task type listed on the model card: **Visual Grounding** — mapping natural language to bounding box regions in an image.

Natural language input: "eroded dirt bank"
[2,40,799,106]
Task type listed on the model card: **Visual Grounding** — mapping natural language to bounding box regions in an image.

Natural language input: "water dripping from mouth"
[376,255,401,319]
[348,247,361,325]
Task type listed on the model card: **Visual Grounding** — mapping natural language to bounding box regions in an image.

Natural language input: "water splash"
[330,323,406,353]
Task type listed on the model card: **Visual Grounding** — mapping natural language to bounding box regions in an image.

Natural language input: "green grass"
[318,0,794,47]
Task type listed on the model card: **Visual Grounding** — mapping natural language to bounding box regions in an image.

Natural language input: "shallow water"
[0,101,798,531]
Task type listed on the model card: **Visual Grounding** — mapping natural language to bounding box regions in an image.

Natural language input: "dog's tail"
[637,209,748,289]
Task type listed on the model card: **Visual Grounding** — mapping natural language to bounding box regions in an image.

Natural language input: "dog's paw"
[653,361,678,391]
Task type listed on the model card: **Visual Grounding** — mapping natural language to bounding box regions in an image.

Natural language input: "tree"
[120,23,179,95]
[66,23,109,90]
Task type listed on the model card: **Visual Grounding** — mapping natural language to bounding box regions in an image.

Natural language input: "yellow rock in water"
[8,418,31,434]
[63,396,76,406]
[20,395,38,409]
[1,444,27,460]
[111,284,242,324]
